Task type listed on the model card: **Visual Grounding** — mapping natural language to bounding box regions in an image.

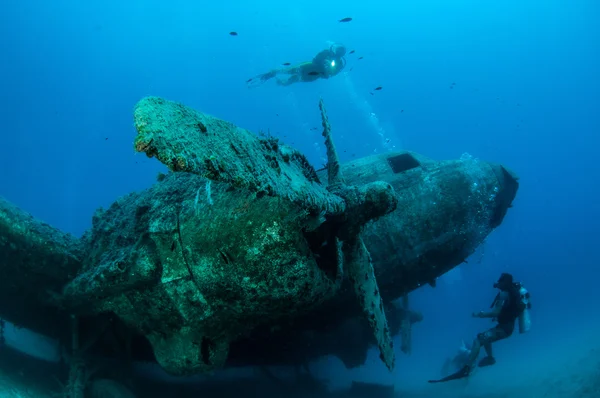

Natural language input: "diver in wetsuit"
[429,273,530,383]
[246,43,347,88]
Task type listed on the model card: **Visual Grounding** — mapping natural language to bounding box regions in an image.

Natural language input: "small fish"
[358,56,364,60]
[282,62,291,66]
[246,78,252,83]
[373,86,382,91]
[307,71,321,76]
[218,248,232,265]
[105,137,108,140]
[229,31,238,36]
[339,17,353,23]
[349,50,355,54]
[401,109,404,113]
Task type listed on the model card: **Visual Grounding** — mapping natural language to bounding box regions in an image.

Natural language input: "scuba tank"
[517,284,531,333]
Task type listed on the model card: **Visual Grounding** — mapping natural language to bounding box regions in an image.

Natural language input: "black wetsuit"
[428,285,524,384]
[310,49,346,78]
[493,286,522,336]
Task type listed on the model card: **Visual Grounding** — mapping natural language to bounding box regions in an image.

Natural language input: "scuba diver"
[246,43,347,88]
[428,273,531,384]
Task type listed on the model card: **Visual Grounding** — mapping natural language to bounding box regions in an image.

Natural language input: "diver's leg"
[276,74,300,86]
[483,341,493,358]
[465,328,495,369]
[478,327,507,367]
[428,328,502,383]
[246,70,278,88]
[466,337,482,369]
[280,66,301,75]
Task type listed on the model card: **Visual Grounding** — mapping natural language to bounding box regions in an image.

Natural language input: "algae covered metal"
[0,96,519,378]
[127,96,398,373]
[228,149,519,369]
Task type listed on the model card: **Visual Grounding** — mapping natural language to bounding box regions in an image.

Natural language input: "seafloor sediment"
[1,340,599,398]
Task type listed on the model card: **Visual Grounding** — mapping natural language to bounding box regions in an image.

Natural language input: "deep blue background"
[1,0,598,391]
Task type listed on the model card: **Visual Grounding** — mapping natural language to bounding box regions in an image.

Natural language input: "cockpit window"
[387,153,420,174]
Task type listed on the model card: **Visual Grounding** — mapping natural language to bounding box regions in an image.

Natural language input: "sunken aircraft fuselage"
[0,97,518,377]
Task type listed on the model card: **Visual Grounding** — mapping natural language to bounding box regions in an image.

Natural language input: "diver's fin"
[246,77,263,89]
[428,365,470,383]
[246,70,277,88]
[441,358,452,377]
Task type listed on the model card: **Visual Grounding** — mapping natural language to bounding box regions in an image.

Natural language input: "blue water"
[1,0,599,396]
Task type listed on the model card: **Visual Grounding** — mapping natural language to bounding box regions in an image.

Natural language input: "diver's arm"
[473,309,498,318]
[312,50,331,66]
[473,293,507,318]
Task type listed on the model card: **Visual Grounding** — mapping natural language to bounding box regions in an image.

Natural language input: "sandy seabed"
[1,328,599,398]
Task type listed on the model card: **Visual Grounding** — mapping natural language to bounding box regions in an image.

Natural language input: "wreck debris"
[61,316,87,398]
[400,294,412,355]
[0,196,83,335]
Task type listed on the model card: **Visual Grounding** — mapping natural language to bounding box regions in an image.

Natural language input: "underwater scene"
[0,0,598,397]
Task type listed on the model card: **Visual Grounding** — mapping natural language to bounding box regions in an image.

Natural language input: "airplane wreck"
[0,97,518,396]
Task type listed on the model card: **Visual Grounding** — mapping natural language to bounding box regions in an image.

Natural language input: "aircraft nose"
[489,164,519,228]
